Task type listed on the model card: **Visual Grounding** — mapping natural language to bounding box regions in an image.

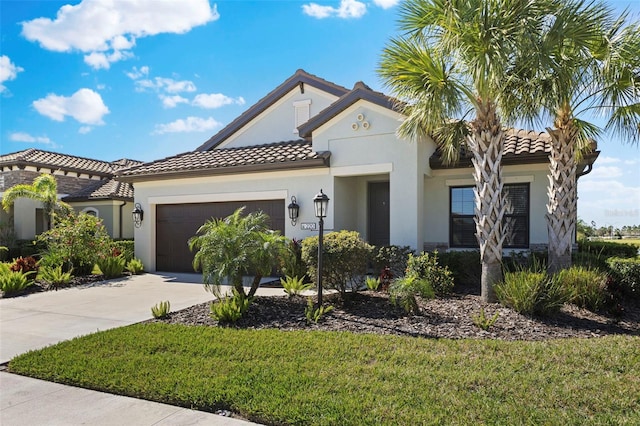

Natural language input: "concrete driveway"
[0,273,285,425]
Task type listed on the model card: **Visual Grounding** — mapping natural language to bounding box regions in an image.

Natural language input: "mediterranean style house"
[118,69,599,273]
[0,149,141,242]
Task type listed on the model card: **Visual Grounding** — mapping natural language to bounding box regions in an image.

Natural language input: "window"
[81,207,99,217]
[450,183,529,248]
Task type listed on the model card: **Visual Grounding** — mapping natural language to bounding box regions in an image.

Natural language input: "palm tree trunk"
[469,100,505,303]
[546,115,578,274]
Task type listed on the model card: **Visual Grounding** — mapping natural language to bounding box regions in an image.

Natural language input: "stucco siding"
[218,86,339,149]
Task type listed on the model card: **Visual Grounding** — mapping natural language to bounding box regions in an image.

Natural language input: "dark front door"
[156,200,285,272]
[368,182,390,246]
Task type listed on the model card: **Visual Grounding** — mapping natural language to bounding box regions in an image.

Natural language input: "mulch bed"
[155,288,640,341]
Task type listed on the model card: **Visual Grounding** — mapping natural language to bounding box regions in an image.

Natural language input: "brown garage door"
[156,200,285,272]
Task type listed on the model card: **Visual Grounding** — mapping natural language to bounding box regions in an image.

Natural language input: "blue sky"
[0,0,638,228]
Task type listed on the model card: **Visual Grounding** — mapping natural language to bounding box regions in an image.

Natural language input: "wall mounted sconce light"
[132,203,144,228]
[288,196,300,226]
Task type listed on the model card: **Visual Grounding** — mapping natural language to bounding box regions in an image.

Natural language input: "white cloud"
[372,0,400,8]
[78,126,92,134]
[0,55,24,92]
[594,156,620,164]
[126,65,150,80]
[21,0,219,69]
[584,165,624,179]
[192,93,245,109]
[33,88,109,125]
[153,116,222,134]
[136,77,197,93]
[9,132,56,146]
[303,0,367,19]
[160,94,189,108]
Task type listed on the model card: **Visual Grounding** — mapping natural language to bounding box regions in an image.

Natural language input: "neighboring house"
[0,149,141,241]
[118,69,599,273]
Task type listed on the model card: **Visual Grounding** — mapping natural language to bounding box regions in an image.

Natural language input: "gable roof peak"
[353,81,372,91]
[196,70,350,151]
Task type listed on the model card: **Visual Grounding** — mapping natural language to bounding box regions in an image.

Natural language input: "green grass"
[9,325,640,425]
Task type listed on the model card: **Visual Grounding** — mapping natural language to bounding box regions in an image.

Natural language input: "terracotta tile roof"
[197,69,350,151]
[63,179,134,201]
[430,129,553,168]
[0,148,142,175]
[119,140,330,181]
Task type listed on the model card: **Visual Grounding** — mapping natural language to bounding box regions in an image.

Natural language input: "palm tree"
[188,207,286,298]
[507,1,640,273]
[1,174,70,231]
[379,0,547,302]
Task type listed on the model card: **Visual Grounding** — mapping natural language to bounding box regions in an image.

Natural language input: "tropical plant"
[389,275,435,314]
[607,257,640,298]
[210,288,253,323]
[556,266,608,312]
[189,207,286,298]
[10,256,38,275]
[280,275,313,297]
[508,1,640,273]
[97,254,126,279]
[280,238,307,281]
[1,174,72,230]
[304,297,333,324]
[126,258,145,275]
[365,276,381,291]
[472,307,500,331]
[379,0,549,302]
[495,270,567,316]
[38,265,73,289]
[0,268,35,296]
[151,301,171,319]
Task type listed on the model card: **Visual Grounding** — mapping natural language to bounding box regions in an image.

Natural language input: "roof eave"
[118,154,331,183]
[0,160,113,178]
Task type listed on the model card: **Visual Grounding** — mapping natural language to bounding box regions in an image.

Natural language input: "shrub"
[305,297,334,324]
[371,245,414,279]
[113,240,135,262]
[37,212,113,276]
[97,255,126,279]
[281,275,313,297]
[280,238,307,281]
[437,250,481,287]
[496,271,567,316]
[210,289,252,323]
[151,301,171,319]
[578,239,638,259]
[556,266,609,312]
[607,257,640,298]
[126,258,145,275]
[0,269,35,297]
[389,276,435,314]
[38,265,73,289]
[301,230,373,300]
[572,251,610,271]
[10,256,38,275]
[405,252,454,296]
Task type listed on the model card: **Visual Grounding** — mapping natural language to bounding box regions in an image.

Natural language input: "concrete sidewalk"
[0,273,285,425]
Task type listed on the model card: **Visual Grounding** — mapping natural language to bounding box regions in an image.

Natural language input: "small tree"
[188,207,285,298]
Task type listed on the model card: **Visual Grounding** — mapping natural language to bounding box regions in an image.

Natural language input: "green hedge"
[113,240,135,262]
[607,257,640,298]
[578,240,638,259]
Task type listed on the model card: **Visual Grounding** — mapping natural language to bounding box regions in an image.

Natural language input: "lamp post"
[313,189,329,307]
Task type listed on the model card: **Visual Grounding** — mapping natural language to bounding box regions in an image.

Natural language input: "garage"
[156,199,285,272]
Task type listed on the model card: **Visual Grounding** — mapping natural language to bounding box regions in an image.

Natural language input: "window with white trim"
[450,183,529,248]
[81,207,99,218]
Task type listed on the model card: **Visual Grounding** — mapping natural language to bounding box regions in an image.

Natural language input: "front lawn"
[9,324,640,425]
